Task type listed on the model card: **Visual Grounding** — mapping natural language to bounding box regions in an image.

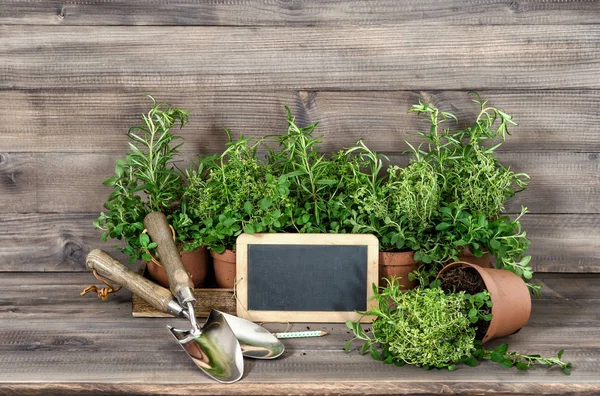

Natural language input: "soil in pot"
[379,251,419,290]
[437,262,531,343]
[211,249,236,288]
[438,266,490,340]
[147,247,209,288]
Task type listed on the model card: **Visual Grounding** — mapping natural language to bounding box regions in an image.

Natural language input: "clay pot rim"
[210,248,236,262]
[148,246,207,267]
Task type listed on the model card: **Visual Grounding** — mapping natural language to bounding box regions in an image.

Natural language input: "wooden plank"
[0,272,598,393]
[2,383,600,396]
[1,1,598,26]
[2,89,600,154]
[2,273,596,319]
[0,322,597,384]
[1,26,600,91]
[525,215,600,273]
[0,213,129,272]
[1,151,598,214]
[0,214,598,273]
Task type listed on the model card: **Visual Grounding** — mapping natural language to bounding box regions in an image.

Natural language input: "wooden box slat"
[131,262,236,317]
[132,288,236,317]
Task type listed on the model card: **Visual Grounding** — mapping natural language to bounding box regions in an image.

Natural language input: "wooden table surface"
[0,272,599,395]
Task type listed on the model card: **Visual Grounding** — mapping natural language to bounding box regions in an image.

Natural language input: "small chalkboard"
[235,233,378,323]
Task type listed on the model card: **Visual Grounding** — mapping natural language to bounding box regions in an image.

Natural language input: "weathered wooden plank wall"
[0,1,598,273]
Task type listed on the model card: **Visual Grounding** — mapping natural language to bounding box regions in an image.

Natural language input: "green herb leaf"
[259,198,272,210]
[139,233,150,246]
[435,222,450,231]
[102,176,119,187]
[516,362,529,370]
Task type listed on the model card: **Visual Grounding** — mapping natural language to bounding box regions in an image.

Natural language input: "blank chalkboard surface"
[236,233,378,323]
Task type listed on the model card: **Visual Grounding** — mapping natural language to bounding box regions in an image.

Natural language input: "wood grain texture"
[1,26,599,91]
[1,0,598,26]
[132,288,236,317]
[3,89,600,154]
[2,383,600,396]
[0,273,598,394]
[1,272,594,320]
[0,213,128,272]
[0,213,598,273]
[1,152,598,214]
[144,212,194,297]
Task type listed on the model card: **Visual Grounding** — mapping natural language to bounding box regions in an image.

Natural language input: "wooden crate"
[131,263,236,317]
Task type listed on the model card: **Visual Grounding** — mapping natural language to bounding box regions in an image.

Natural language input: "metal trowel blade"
[213,310,285,359]
[167,312,244,383]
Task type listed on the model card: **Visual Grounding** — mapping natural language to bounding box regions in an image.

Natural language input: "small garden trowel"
[86,249,243,383]
[86,249,285,360]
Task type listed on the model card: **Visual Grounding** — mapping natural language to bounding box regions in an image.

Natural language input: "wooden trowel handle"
[86,249,182,316]
[143,212,195,303]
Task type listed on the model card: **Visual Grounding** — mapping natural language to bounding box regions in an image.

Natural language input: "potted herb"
[406,95,535,291]
[94,96,209,288]
[264,109,434,290]
[265,108,359,235]
[346,277,571,374]
[345,140,440,289]
[185,131,290,288]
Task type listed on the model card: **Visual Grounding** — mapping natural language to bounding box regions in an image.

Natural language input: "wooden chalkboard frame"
[236,233,379,323]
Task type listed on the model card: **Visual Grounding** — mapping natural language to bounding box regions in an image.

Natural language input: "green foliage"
[346,142,440,252]
[94,96,190,263]
[345,280,480,369]
[404,94,535,288]
[413,204,536,293]
[346,279,572,374]
[481,343,572,375]
[265,108,360,234]
[185,130,290,252]
[409,93,529,218]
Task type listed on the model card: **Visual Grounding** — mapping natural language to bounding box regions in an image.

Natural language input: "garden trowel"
[86,249,284,360]
[86,249,243,383]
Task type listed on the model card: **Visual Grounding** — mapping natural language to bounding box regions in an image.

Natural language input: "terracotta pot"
[147,247,209,288]
[211,249,236,289]
[437,261,531,343]
[379,251,419,290]
[457,247,493,268]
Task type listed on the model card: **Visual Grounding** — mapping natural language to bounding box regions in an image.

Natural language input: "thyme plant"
[406,94,535,290]
[346,279,572,374]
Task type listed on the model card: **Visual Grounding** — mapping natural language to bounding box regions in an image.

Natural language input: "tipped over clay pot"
[147,247,209,288]
[437,261,531,343]
[211,249,236,289]
[379,251,419,290]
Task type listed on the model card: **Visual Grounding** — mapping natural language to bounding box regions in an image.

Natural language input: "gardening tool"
[143,212,284,359]
[86,249,243,383]
[86,249,284,359]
